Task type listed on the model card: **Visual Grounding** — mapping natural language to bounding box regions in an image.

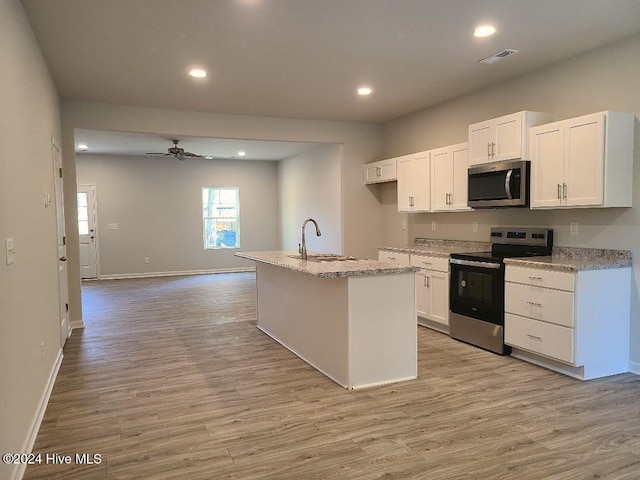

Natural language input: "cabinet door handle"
[557,184,562,199]
[527,334,543,341]
[388,256,396,261]
[487,142,491,159]
[563,183,567,199]
[426,276,430,288]
[526,301,543,307]
[491,142,496,158]
[527,276,543,281]
[424,275,428,287]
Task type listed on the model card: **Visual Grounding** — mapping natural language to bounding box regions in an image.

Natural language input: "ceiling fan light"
[77,144,88,151]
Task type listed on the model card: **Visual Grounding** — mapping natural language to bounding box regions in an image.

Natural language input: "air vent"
[478,49,519,65]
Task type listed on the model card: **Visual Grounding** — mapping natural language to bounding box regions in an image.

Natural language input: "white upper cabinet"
[468,111,553,166]
[397,151,431,212]
[364,158,397,184]
[430,142,471,212]
[530,111,634,209]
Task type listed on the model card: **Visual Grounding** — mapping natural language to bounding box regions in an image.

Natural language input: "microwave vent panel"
[478,49,519,65]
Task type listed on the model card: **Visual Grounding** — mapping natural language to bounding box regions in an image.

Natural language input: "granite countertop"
[234,251,419,278]
[379,238,490,258]
[504,247,632,272]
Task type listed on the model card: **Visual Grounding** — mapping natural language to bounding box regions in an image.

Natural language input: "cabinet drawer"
[505,282,574,327]
[505,313,574,364]
[378,251,410,266]
[506,266,575,292]
[410,254,449,272]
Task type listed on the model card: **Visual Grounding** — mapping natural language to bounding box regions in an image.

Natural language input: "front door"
[53,139,70,347]
[77,184,98,279]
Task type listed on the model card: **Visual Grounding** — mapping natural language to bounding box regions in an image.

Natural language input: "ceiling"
[21,0,640,158]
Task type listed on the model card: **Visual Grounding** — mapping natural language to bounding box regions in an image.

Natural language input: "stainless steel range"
[448,227,553,354]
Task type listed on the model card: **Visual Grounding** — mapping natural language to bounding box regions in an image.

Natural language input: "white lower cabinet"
[505,265,631,380]
[411,255,449,332]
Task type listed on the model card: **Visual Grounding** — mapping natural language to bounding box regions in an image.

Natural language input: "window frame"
[202,186,240,250]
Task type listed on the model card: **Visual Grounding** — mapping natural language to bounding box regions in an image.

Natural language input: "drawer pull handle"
[527,334,543,341]
[526,301,543,307]
[422,261,432,266]
[388,257,396,260]
[528,276,543,281]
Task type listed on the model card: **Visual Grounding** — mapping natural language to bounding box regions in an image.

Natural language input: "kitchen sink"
[287,253,358,262]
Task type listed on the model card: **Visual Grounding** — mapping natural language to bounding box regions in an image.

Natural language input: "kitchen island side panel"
[255,262,350,387]
[347,273,417,388]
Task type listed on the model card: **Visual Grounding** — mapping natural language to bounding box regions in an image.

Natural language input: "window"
[77,192,89,235]
[202,187,240,249]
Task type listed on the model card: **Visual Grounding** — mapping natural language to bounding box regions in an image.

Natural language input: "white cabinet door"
[430,147,451,211]
[397,152,430,212]
[364,163,380,183]
[531,126,564,208]
[450,144,470,211]
[397,156,413,212]
[412,154,431,211]
[494,113,522,162]
[378,250,410,266]
[415,272,429,318]
[468,122,494,165]
[564,114,605,207]
[428,271,449,326]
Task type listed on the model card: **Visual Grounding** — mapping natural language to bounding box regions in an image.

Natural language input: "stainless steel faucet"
[299,218,321,259]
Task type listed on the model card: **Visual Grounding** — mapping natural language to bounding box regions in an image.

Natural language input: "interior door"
[53,139,70,347]
[77,184,98,279]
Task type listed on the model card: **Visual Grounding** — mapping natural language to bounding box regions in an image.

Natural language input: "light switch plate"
[5,238,15,265]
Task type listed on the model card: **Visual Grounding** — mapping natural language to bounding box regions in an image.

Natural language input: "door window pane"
[77,193,89,235]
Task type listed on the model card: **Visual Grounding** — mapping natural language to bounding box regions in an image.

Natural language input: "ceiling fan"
[145,139,211,161]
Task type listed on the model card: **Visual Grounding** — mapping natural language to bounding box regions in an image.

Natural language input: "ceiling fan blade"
[145,152,170,156]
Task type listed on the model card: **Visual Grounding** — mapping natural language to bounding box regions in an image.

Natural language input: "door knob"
[59,256,67,262]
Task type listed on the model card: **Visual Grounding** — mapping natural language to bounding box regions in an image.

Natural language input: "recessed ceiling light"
[189,68,207,78]
[474,25,496,38]
[238,151,246,157]
[357,87,372,96]
[77,144,88,151]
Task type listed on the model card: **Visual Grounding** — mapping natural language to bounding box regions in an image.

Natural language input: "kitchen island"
[235,251,418,389]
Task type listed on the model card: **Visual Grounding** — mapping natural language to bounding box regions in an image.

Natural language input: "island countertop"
[234,250,419,278]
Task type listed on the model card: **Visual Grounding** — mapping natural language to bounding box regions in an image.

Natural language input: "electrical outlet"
[473,221,478,233]
[108,223,118,230]
[144,257,150,264]
[431,220,436,231]
[570,221,579,236]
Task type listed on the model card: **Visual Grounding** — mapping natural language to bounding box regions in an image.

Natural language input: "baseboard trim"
[98,267,255,280]
[70,320,85,330]
[629,361,640,375]
[12,349,63,480]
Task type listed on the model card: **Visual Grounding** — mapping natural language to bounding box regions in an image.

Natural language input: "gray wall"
[0,1,62,478]
[380,34,640,366]
[278,143,343,253]
[76,154,279,277]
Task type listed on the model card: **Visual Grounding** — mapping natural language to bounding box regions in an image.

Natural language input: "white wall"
[278,143,342,253]
[380,34,640,365]
[61,101,382,327]
[0,1,62,478]
[76,154,279,277]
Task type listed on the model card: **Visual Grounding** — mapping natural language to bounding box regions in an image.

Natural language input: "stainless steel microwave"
[467,160,530,208]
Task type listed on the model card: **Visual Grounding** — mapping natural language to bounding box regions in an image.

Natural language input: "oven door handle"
[505,169,513,199]
[450,258,502,269]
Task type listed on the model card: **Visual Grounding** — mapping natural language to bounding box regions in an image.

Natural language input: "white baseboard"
[98,267,255,280]
[11,349,63,480]
[70,320,85,330]
[629,361,640,375]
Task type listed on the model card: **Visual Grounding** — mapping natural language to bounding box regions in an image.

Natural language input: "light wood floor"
[25,273,640,479]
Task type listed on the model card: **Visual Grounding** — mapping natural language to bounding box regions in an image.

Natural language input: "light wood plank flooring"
[25,273,640,479]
